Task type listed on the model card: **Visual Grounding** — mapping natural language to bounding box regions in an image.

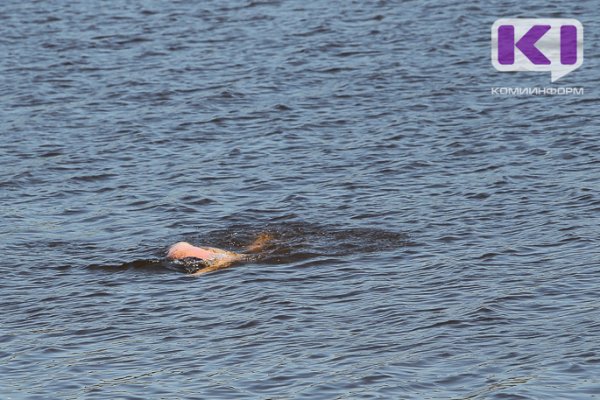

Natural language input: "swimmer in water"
[166,233,273,275]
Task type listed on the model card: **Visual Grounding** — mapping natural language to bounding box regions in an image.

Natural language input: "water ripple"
[2,0,600,398]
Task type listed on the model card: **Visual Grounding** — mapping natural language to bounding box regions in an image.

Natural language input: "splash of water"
[92,222,413,274]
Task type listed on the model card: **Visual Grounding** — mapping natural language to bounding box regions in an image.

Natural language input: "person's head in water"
[167,242,214,260]
[166,233,273,275]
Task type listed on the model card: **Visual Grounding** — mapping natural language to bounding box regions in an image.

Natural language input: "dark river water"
[2,0,600,398]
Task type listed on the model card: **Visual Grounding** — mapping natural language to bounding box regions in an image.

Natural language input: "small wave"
[88,258,210,275]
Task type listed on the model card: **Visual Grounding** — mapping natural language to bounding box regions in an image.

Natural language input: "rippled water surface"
[2,0,600,398]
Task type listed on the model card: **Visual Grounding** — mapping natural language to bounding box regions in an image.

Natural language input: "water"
[2,0,600,398]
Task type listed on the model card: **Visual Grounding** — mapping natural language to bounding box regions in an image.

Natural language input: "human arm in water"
[166,233,273,275]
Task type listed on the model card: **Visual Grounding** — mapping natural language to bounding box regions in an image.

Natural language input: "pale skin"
[166,233,273,275]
